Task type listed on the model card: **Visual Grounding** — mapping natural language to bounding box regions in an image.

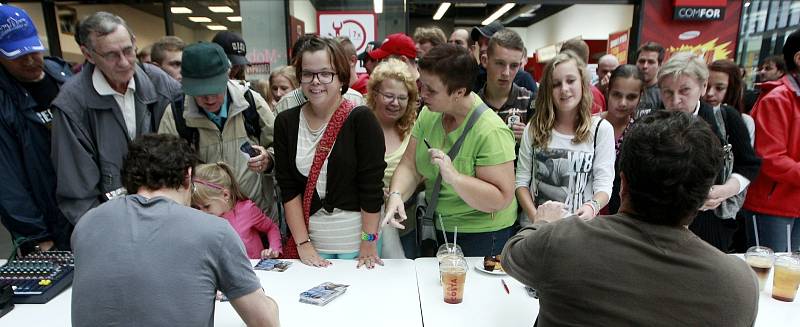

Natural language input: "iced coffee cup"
[772,254,800,302]
[745,246,774,291]
[441,255,467,304]
[437,244,463,283]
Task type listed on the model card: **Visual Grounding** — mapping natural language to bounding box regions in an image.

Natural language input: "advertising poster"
[640,0,742,63]
[607,30,629,64]
[318,11,377,72]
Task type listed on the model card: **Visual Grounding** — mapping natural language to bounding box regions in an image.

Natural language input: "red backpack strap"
[282,99,354,259]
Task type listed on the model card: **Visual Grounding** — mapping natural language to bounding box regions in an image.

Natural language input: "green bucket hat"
[181,42,232,96]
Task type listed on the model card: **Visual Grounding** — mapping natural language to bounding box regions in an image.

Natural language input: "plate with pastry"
[475,255,506,275]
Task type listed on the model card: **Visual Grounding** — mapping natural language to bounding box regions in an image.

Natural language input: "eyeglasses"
[300,71,336,84]
[376,90,409,104]
[90,45,137,63]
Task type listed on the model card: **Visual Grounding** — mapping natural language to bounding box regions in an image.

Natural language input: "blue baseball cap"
[0,4,45,60]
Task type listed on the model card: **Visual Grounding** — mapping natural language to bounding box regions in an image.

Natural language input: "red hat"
[368,33,416,61]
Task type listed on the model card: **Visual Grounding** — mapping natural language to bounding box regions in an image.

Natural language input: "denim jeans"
[435,226,515,257]
[743,210,800,252]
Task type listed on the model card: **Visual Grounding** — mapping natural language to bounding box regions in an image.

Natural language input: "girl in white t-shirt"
[516,51,615,224]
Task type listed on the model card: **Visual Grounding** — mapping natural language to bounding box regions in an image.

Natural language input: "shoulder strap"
[171,97,199,149]
[712,106,728,142]
[301,100,355,226]
[242,90,262,140]
[593,117,604,149]
[425,103,490,221]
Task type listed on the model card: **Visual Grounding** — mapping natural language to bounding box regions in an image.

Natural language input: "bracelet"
[388,191,402,198]
[296,238,311,247]
[361,231,379,242]
[584,200,599,216]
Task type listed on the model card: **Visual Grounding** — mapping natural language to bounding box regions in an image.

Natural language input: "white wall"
[290,0,317,34]
[526,4,634,53]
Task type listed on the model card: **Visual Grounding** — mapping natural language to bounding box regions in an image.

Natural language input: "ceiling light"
[206,25,228,31]
[227,16,242,22]
[433,3,451,20]
[170,7,192,14]
[482,3,515,26]
[208,6,234,13]
[374,0,383,14]
[188,17,212,23]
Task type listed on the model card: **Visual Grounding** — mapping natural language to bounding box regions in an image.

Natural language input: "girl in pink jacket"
[192,162,282,259]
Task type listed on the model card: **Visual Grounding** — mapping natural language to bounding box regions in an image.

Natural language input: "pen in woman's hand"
[423,138,432,149]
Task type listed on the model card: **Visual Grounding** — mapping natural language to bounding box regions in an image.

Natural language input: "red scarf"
[282,99,354,259]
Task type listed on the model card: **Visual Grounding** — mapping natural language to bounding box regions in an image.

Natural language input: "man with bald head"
[595,54,620,94]
[449,29,470,49]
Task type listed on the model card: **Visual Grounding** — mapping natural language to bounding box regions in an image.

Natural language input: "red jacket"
[744,74,800,217]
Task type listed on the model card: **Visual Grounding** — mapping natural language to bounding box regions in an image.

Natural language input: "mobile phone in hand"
[240,141,260,159]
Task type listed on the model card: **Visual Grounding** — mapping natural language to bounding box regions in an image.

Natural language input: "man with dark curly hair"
[502,111,758,326]
[70,134,280,327]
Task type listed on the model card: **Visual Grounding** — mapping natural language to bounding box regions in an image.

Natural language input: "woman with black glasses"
[274,36,386,269]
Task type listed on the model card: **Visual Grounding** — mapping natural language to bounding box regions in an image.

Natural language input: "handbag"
[419,103,489,255]
[711,106,746,219]
[282,100,354,259]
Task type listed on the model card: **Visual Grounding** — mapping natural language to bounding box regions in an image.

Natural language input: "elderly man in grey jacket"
[51,12,182,224]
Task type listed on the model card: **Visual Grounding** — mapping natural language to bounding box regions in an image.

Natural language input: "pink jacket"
[223,200,282,259]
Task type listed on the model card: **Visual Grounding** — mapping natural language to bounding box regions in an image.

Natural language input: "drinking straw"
[437,213,449,248]
[753,216,760,247]
[788,224,792,253]
[453,226,458,253]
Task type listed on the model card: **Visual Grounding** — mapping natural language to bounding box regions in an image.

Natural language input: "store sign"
[318,11,377,73]
[641,0,741,63]
[673,0,726,21]
[674,7,725,20]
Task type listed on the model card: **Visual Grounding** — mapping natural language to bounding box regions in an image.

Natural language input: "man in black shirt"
[0,4,73,254]
[476,29,533,144]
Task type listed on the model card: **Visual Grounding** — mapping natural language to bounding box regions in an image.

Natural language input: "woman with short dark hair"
[383,44,517,257]
[274,36,386,268]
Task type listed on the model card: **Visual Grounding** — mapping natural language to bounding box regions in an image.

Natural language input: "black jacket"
[274,105,386,215]
[697,102,761,182]
[0,57,72,250]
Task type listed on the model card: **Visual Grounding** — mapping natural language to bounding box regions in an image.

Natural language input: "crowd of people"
[2,3,799,325]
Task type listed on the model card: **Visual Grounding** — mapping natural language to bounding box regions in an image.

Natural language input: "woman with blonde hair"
[516,51,615,224]
[267,66,298,109]
[366,58,419,258]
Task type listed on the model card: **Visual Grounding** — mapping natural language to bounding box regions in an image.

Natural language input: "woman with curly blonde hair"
[366,58,419,258]
[516,51,615,224]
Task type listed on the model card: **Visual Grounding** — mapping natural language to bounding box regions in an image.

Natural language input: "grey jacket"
[51,63,182,224]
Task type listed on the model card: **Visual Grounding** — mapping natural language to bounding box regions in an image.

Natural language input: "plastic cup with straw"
[745,217,775,291]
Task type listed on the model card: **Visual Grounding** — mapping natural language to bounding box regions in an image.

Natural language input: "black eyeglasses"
[376,90,409,104]
[90,45,137,63]
[300,71,336,84]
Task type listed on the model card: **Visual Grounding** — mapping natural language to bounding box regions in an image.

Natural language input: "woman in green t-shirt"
[382,44,517,256]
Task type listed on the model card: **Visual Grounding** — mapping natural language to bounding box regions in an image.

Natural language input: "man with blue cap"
[0,4,73,254]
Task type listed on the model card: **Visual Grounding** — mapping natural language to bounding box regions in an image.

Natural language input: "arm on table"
[230,288,280,327]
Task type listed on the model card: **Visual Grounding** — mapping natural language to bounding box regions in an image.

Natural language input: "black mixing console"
[0,251,74,304]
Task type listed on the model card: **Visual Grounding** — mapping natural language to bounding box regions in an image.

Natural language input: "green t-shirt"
[411,95,517,233]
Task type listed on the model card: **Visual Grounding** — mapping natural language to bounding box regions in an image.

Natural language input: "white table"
[0,259,422,327]
[213,259,422,327]
[414,257,539,327]
[732,254,800,327]
[415,256,800,327]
